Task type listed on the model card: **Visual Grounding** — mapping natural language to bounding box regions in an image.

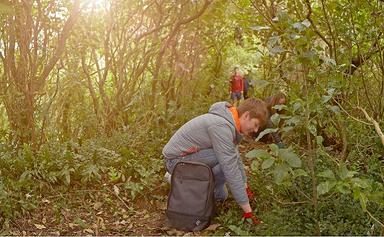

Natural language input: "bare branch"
[357,106,384,146]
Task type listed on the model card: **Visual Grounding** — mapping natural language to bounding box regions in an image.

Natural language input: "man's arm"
[237,150,247,183]
[207,124,250,206]
[267,118,283,144]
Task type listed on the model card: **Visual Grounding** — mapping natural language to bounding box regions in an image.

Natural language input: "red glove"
[243,212,262,225]
[246,185,254,200]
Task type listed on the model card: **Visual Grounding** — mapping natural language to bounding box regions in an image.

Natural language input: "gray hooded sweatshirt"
[162,102,249,205]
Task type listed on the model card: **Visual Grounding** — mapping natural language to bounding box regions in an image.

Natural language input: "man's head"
[237,98,268,136]
[266,92,287,114]
[233,67,239,75]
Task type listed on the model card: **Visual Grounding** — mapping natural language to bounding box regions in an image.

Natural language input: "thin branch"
[304,0,332,56]
[357,106,384,146]
[332,97,372,126]
[36,0,81,91]
[366,209,384,228]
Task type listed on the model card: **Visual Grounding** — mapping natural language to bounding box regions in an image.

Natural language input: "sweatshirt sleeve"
[237,149,247,183]
[207,123,249,205]
[267,118,283,144]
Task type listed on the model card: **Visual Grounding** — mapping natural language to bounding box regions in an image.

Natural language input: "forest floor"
[6,141,267,235]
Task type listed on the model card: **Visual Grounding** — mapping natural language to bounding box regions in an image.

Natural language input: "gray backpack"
[166,161,215,231]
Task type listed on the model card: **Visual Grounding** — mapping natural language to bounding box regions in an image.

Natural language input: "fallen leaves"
[205,223,220,231]
[34,224,46,230]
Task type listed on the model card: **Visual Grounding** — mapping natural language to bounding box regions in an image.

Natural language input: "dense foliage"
[0,0,383,235]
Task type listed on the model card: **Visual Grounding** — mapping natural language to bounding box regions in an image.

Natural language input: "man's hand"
[243,212,262,225]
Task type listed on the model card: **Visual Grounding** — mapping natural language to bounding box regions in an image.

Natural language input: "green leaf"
[301,19,311,27]
[245,149,271,159]
[290,34,301,40]
[339,164,348,180]
[267,36,280,48]
[286,116,301,126]
[329,105,340,114]
[282,126,294,132]
[273,104,288,111]
[299,50,317,64]
[351,178,370,189]
[293,169,308,178]
[262,158,275,169]
[292,22,305,31]
[339,164,356,180]
[273,164,290,183]
[278,149,301,167]
[316,136,324,146]
[359,193,367,212]
[317,169,335,179]
[250,25,271,31]
[228,225,249,235]
[327,88,335,95]
[254,128,278,141]
[308,124,317,136]
[317,181,333,196]
[292,101,302,111]
[270,46,285,55]
[269,143,279,153]
[250,160,259,171]
[270,113,280,126]
[322,95,332,103]
[336,182,351,194]
[368,191,384,205]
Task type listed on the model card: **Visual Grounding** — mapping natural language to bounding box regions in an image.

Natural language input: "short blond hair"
[237,98,268,127]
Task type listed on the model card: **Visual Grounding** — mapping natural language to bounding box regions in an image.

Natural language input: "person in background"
[243,70,252,100]
[253,92,287,148]
[229,67,244,106]
[163,98,269,225]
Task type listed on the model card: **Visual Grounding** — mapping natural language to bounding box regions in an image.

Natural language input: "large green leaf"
[269,143,279,153]
[254,128,278,141]
[317,181,333,196]
[273,104,288,111]
[317,169,335,179]
[261,158,275,169]
[339,164,357,180]
[245,149,271,159]
[228,225,249,235]
[328,105,341,114]
[278,149,301,167]
[270,113,280,126]
[285,116,301,126]
[351,178,370,189]
[273,164,290,183]
[322,95,332,103]
[293,169,308,178]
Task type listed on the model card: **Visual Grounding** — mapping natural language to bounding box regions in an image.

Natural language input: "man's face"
[239,112,261,136]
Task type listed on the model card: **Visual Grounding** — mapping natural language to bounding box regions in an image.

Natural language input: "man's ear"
[241,111,250,120]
